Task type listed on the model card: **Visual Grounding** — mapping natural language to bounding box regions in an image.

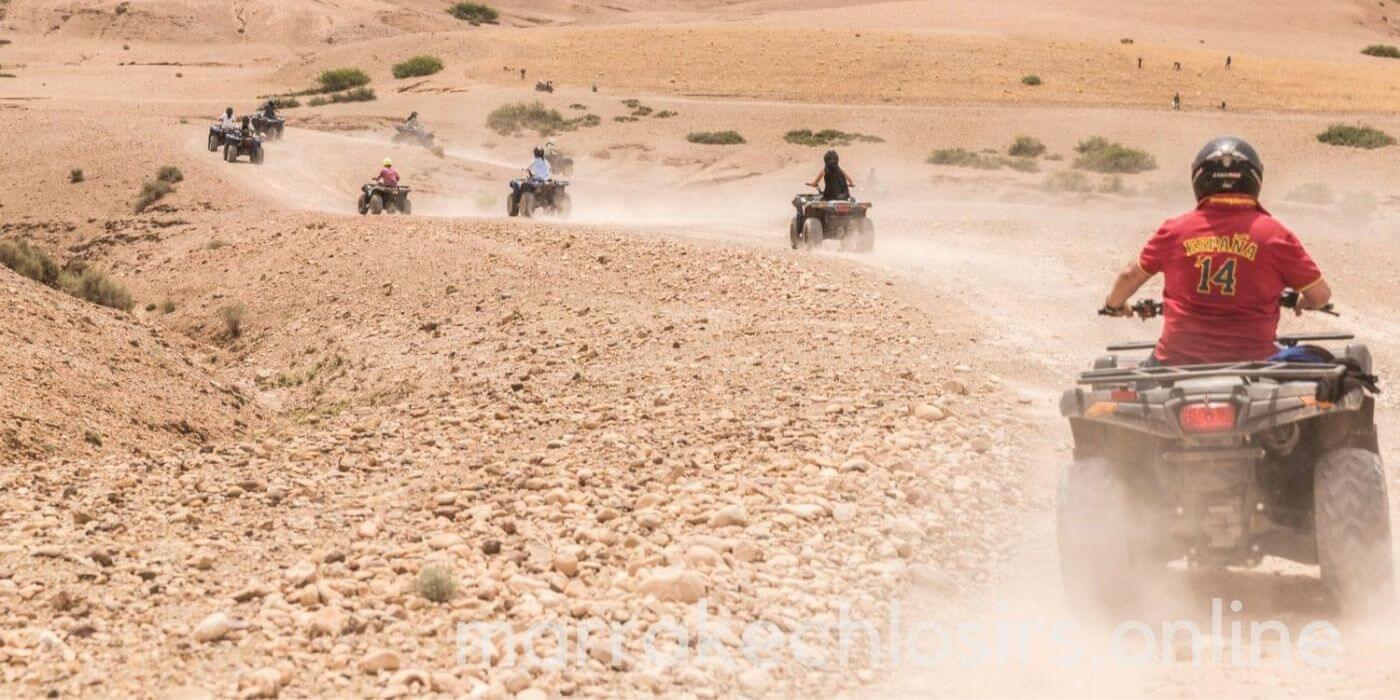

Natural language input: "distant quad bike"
[507,178,571,219]
[207,125,236,152]
[1059,293,1390,618]
[357,183,412,215]
[392,124,435,148]
[222,132,265,164]
[790,190,874,252]
[545,152,574,177]
[250,113,285,140]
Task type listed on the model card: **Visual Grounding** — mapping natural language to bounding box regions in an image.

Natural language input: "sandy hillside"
[1,0,1399,697]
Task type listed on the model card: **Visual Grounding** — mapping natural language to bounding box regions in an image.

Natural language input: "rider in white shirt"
[219,107,237,130]
[528,147,552,182]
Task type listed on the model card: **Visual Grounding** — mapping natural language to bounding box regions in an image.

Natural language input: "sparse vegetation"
[1042,170,1094,193]
[486,101,597,136]
[447,2,499,25]
[114,2,129,15]
[1099,175,1133,195]
[0,241,134,311]
[156,166,183,184]
[84,430,103,446]
[1316,123,1395,149]
[1021,74,1042,86]
[1003,157,1039,173]
[927,148,1003,170]
[205,239,228,251]
[687,130,746,145]
[568,103,587,110]
[784,129,884,147]
[269,96,301,109]
[316,68,370,93]
[1072,136,1157,173]
[654,110,678,119]
[220,304,246,339]
[392,55,444,79]
[416,566,458,603]
[1361,44,1400,59]
[69,168,84,184]
[134,180,174,213]
[307,87,376,107]
[1007,135,1046,158]
[160,299,177,314]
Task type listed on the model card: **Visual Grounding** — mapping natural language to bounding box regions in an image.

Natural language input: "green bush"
[134,180,174,213]
[487,101,597,135]
[0,240,61,286]
[1361,45,1400,59]
[220,304,246,339]
[156,166,183,184]
[1022,74,1042,86]
[927,148,1002,170]
[1042,170,1093,193]
[392,55,444,79]
[69,168,84,184]
[1316,123,1395,149]
[654,110,678,119]
[316,68,370,93]
[0,241,133,311]
[447,2,499,25]
[687,131,746,145]
[269,96,300,109]
[416,566,458,603]
[784,129,884,147]
[1008,135,1046,158]
[1072,136,1157,173]
[307,87,376,107]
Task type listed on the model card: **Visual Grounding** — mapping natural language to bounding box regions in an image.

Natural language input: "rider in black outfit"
[809,150,855,200]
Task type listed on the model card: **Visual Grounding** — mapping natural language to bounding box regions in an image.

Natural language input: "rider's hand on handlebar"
[1099,303,1133,318]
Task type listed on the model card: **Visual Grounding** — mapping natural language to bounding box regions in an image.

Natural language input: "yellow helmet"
[382,158,393,167]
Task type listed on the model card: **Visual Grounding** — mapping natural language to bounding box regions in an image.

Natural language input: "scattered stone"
[193,612,232,643]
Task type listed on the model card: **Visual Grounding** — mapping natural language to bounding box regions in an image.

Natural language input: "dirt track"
[2,1,1400,697]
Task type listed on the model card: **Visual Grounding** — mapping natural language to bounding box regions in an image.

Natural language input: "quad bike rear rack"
[1078,361,1349,387]
[1106,332,1355,353]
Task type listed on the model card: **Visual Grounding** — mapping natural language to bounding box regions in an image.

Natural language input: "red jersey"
[377,168,399,186]
[1138,195,1322,365]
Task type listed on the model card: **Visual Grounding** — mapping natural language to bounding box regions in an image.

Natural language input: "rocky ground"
[0,216,1033,698]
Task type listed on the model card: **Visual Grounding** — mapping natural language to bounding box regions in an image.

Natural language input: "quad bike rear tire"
[369,194,384,215]
[789,217,801,249]
[1056,457,1145,621]
[520,192,536,219]
[251,147,264,165]
[357,195,370,215]
[398,196,412,215]
[802,217,824,251]
[554,193,572,219]
[507,193,520,217]
[208,133,220,152]
[1314,448,1393,615]
[224,144,237,162]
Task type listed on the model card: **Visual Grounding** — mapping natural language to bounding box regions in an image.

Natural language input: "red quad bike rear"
[222,133,265,164]
[790,193,874,252]
[1058,296,1391,619]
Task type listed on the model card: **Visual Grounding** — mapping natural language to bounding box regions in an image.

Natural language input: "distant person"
[528,147,552,182]
[520,68,526,80]
[219,107,237,130]
[1220,101,1228,110]
[376,158,399,187]
[239,116,254,137]
[1173,93,1181,110]
[543,137,559,157]
[1137,57,1143,69]
[1226,55,1232,70]
[403,111,421,132]
[809,150,855,201]
[1174,61,1182,71]
[1100,137,1330,365]
[261,101,278,119]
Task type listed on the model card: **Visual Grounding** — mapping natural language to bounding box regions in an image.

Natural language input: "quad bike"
[545,151,574,177]
[208,125,236,152]
[250,113,285,140]
[357,183,413,215]
[1059,292,1389,617]
[507,178,571,218]
[392,123,435,148]
[222,132,265,164]
[790,188,874,252]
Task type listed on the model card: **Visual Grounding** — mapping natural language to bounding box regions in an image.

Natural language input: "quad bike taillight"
[834,204,852,215]
[1178,402,1237,433]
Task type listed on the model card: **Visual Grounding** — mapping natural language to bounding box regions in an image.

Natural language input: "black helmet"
[824,150,839,167]
[533,146,545,158]
[225,107,234,115]
[409,111,418,119]
[1191,136,1262,200]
